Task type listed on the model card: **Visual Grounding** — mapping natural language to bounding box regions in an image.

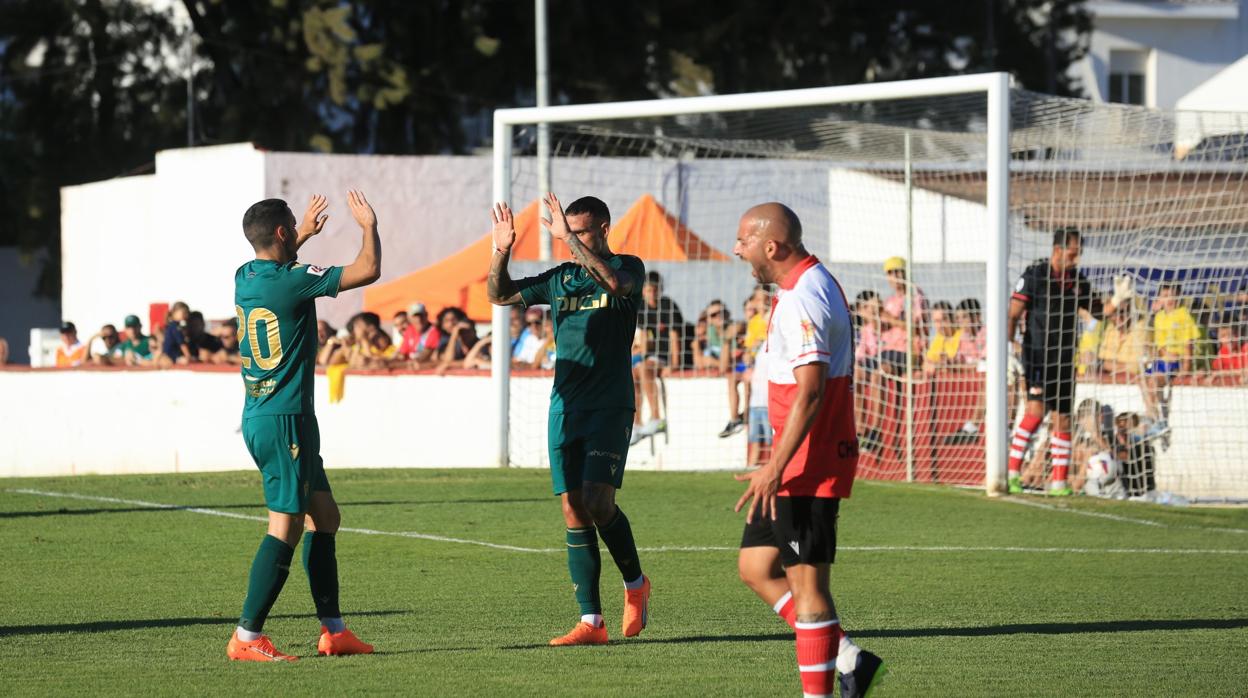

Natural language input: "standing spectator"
[55,322,87,367]
[0,337,9,365]
[390,310,409,347]
[1144,282,1198,438]
[159,301,193,367]
[85,324,121,365]
[633,271,683,442]
[853,291,884,450]
[946,298,989,445]
[922,301,960,374]
[111,315,153,366]
[1114,412,1156,497]
[732,202,884,698]
[1005,228,1133,495]
[745,348,772,467]
[720,288,771,438]
[878,253,928,369]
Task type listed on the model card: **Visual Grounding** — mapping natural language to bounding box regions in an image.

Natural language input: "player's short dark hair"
[1052,226,1081,248]
[564,196,610,228]
[243,199,293,249]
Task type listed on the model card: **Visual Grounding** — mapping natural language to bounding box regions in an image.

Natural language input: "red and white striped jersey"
[766,255,858,498]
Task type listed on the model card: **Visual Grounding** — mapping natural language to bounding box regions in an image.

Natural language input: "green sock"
[596,507,643,583]
[302,531,341,621]
[565,527,602,616]
[239,535,294,632]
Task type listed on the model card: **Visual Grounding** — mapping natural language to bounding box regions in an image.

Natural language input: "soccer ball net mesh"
[502,90,1248,501]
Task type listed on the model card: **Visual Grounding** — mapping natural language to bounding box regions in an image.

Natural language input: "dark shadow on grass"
[497,618,1248,649]
[0,497,547,520]
[853,617,1248,638]
[0,609,410,638]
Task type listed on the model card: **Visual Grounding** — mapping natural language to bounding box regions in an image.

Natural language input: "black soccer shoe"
[717,417,745,438]
[839,650,886,698]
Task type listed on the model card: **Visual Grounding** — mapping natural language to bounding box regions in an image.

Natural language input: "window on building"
[1108,49,1148,105]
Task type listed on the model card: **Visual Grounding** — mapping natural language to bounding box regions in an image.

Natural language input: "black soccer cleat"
[839,650,886,698]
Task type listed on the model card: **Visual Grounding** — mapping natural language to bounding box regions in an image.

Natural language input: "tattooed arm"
[487,202,523,305]
[543,192,637,298]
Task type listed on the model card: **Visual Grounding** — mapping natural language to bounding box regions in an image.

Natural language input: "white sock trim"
[772,591,793,614]
[798,661,838,672]
[235,626,262,642]
[580,614,604,627]
[795,619,839,630]
[624,575,646,590]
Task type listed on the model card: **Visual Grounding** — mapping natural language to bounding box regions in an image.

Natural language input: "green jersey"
[234,259,343,418]
[518,254,644,415]
[111,336,151,360]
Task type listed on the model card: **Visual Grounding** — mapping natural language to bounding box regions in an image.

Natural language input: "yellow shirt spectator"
[1153,307,1199,359]
[743,313,767,356]
[925,329,962,364]
[1098,322,1146,372]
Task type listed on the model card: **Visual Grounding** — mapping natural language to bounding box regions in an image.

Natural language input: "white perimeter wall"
[1,370,1244,500]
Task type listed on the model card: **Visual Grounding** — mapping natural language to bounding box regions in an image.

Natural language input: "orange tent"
[363,195,728,322]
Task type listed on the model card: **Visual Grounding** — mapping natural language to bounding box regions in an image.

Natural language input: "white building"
[1077,0,1248,108]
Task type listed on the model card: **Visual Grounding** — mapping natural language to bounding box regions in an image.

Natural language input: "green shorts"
[547,409,634,495]
[241,414,331,514]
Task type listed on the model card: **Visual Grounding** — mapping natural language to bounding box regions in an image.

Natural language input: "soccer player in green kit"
[226,191,381,661]
[487,193,651,646]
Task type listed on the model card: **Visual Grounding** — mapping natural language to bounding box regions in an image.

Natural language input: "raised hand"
[298,194,329,243]
[542,192,572,243]
[346,190,377,229]
[490,202,515,254]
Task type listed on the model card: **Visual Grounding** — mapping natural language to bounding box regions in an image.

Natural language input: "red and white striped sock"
[1050,431,1072,488]
[795,619,842,698]
[773,591,796,629]
[1008,413,1042,477]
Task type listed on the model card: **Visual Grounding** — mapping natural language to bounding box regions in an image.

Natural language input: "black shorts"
[740,496,840,566]
[1022,351,1075,416]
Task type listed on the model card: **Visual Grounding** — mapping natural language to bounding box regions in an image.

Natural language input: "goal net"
[494,77,1248,501]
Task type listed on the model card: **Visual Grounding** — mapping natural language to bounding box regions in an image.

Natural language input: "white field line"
[999,496,1248,535]
[8,488,1248,556]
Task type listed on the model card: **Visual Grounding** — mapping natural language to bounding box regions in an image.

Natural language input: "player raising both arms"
[733,203,884,698]
[1006,227,1133,495]
[487,194,651,646]
[227,191,381,661]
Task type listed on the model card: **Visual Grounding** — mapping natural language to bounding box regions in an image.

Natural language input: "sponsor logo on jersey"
[800,319,816,349]
[306,265,328,277]
[555,292,610,312]
[588,449,621,462]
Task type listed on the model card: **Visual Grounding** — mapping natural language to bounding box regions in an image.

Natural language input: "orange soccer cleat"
[227,631,298,662]
[622,575,651,637]
[549,621,608,646]
[317,627,375,656]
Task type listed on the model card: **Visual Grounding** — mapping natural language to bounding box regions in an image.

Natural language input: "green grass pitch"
[1,468,1246,696]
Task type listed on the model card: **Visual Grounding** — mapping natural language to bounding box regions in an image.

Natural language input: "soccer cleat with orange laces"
[317,627,375,656]
[622,575,650,637]
[549,621,608,646]
[226,631,298,662]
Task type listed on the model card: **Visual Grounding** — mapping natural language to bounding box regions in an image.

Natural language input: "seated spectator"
[317,320,337,351]
[1097,305,1147,379]
[1212,319,1248,378]
[881,255,929,338]
[462,334,493,370]
[55,322,87,367]
[347,312,395,369]
[512,307,546,368]
[1070,398,1114,493]
[1114,412,1156,497]
[0,337,9,365]
[159,301,193,367]
[396,302,440,365]
[539,314,556,370]
[85,324,121,365]
[212,317,242,365]
[922,301,960,374]
[111,315,153,366]
[1075,308,1104,377]
[953,298,985,364]
[187,311,225,363]
[433,307,470,357]
[391,310,410,347]
[435,317,483,374]
[692,299,728,372]
[320,326,354,367]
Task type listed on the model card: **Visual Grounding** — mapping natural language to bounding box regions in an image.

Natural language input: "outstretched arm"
[487,202,524,306]
[339,190,382,292]
[544,193,637,297]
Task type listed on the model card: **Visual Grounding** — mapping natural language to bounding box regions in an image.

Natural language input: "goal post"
[490,72,1014,494]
